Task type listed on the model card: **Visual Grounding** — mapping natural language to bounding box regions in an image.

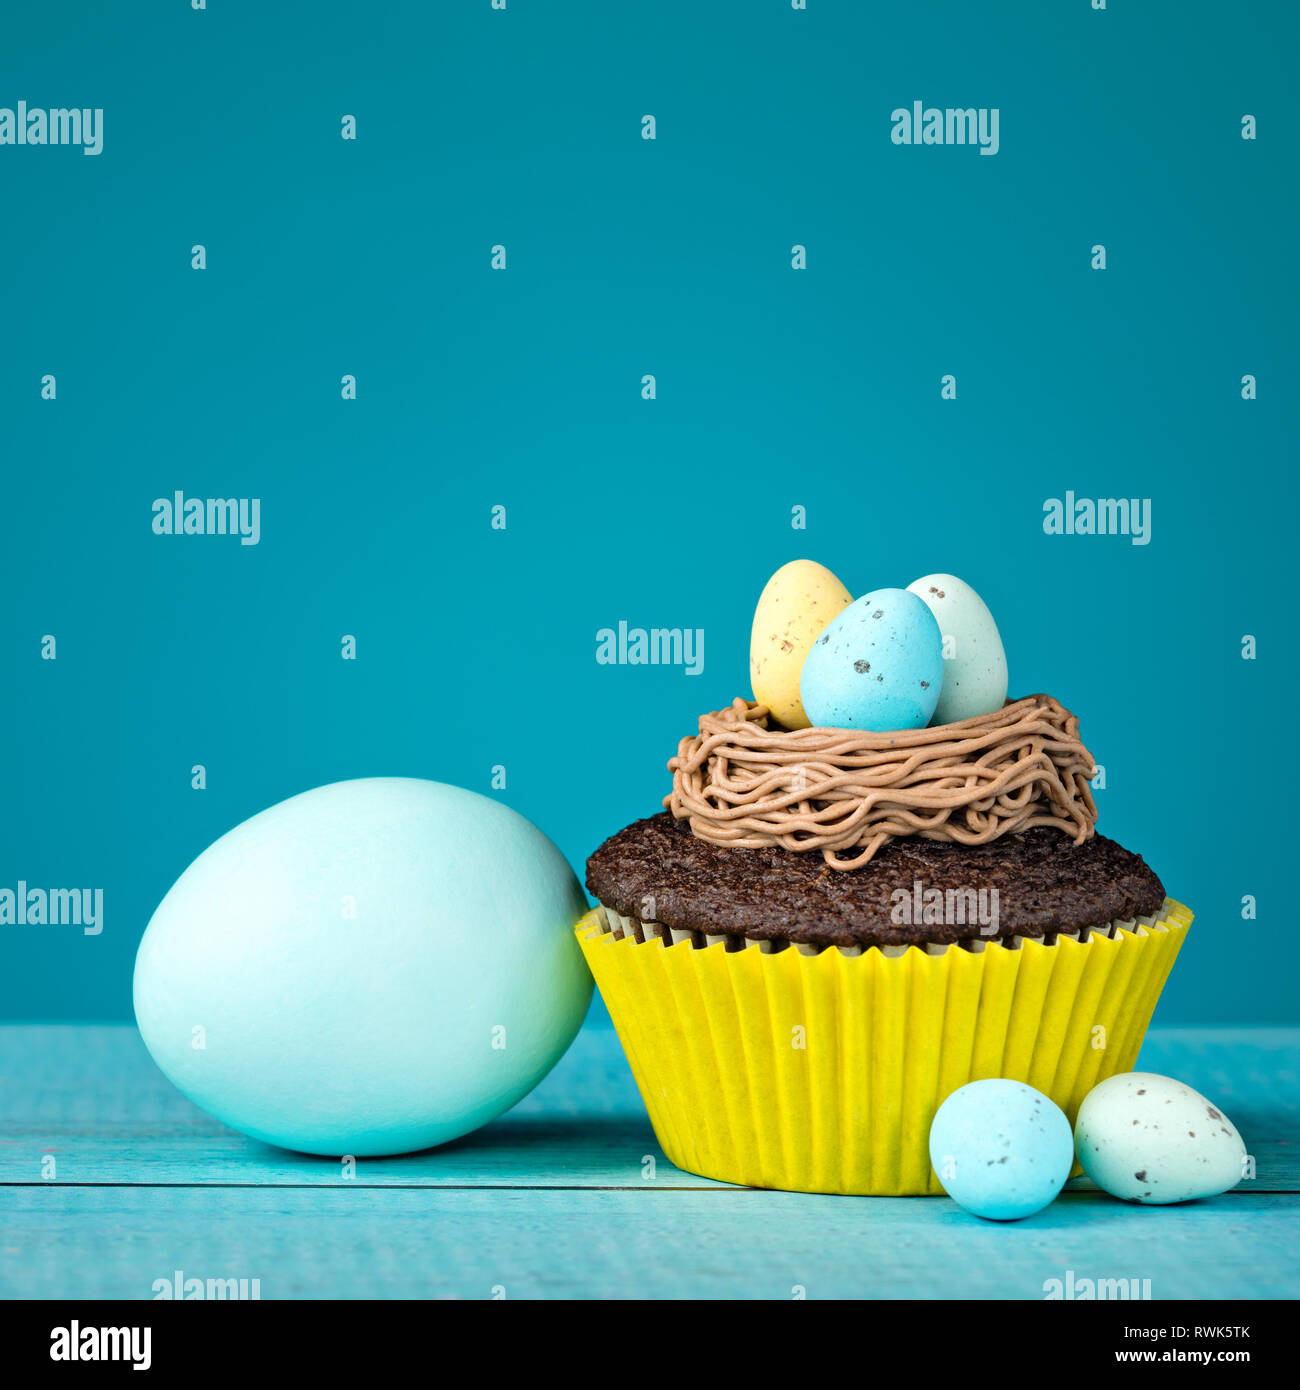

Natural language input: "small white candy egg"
[1074,1072,1247,1205]
[906,573,1008,725]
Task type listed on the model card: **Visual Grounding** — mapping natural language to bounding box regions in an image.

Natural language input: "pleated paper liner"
[577,900,1191,1196]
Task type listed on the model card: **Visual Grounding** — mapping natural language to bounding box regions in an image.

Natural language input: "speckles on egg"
[800,588,944,732]
[928,1079,1074,1220]
[750,560,853,729]
[906,573,1008,725]
[1074,1072,1247,1205]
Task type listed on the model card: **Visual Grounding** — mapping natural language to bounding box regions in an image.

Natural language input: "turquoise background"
[1,1,1295,1023]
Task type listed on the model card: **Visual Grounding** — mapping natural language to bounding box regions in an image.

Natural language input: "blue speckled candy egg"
[800,588,943,731]
[929,1079,1074,1220]
[134,778,593,1156]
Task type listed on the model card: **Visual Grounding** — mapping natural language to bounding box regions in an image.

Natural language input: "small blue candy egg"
[800,588,943,731]
[929,1079,1074,1220]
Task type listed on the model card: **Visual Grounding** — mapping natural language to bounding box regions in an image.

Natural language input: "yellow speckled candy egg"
[749,559,853,729]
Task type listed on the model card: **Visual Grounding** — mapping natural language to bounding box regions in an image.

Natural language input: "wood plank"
[1,1185,1296,1300]
[0,1025,1296,1191]
[0,1026,711,1190]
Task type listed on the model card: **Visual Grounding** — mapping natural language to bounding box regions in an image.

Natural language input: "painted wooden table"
[0,1024,1296,1300]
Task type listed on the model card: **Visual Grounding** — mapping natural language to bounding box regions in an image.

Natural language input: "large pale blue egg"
[800,588,943,731]
[929,1079,1074,1220]
[133,778,592,1156]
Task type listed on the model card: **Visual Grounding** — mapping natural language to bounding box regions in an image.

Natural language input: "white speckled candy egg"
[749,559,853,729]
[929,1079,1074,1220]
[1074,1072,1247,1204]
[906,573,1008,725]
[800,588,943,731]
[134,778,593,1156]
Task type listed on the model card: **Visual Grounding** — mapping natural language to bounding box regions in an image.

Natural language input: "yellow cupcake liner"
[577,900,1191,1195]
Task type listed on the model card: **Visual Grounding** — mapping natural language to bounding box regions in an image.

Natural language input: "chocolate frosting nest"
[586,814,1166,948]
[666,694,1098,869]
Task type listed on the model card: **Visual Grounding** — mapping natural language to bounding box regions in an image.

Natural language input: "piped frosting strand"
[665,694,1099,869]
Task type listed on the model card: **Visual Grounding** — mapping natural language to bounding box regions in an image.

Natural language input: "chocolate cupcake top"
[586,813,1165,948]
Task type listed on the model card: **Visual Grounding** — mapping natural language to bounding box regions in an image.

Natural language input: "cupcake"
[575,568,1190,1196]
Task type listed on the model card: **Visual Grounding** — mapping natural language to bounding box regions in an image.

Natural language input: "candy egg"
[1074,1072,1247,1204]
[929,1079,1074,1220]
[906,573,1008,725]
[800,588,943,731]
[749,559,853,729]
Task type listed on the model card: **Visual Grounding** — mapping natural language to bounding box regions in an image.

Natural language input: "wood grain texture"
[0,1026,708,1190]
[0,1024,1296,1298]
[3,1186,1298,1300]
